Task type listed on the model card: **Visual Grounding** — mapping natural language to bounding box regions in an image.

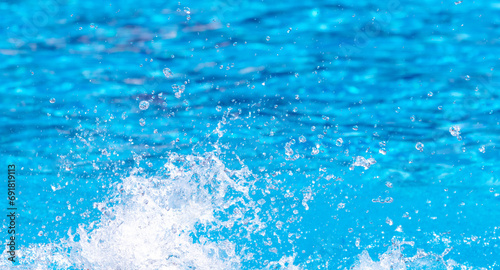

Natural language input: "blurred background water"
[0,0,499,269]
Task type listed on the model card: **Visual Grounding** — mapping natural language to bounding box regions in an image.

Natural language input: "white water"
[1,152,478,269]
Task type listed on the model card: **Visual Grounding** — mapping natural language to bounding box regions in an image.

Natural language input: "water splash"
[2,152,280,269]
[351,239,472,270]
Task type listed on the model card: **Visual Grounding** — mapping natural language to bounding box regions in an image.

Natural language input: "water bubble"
[139,101,150,110]
[479,145,485,153]
[428,92,433,97]
[55,216,62,221]
[139,118,146,126]
[299,135,306,143]
[216,105,222,112]
[184,7,190,14]
[266,36,270,41]
[337,203,345,209]
[50,98,56,103]
[295,73,299,78]
[465,75,470,81]
[379,148,386,155]
[410,115,415,122]
[311,147,319,155]
[163,68,173,78]
[336,138,343,147]
[415,142,424,152]
[352,125,359,131]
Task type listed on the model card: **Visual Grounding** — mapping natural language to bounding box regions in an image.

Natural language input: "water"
[1,0,499,269]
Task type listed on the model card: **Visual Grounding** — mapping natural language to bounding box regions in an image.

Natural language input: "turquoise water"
[1,0,499,269]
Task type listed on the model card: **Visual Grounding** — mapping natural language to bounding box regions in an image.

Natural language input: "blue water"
[1,0,499,269]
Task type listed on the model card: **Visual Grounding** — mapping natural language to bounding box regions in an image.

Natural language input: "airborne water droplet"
[163,68,173,78]
[386,217,393,226]
[336,138,343,147]
[139,101,150,110]
[415,142,424,152]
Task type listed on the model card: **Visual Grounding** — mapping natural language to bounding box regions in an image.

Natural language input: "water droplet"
[50,98,56,103]
[449,125,460,138]
[139,101,149,110]
[299,135,306,143]
[410,115,415,122]
[266,36,270,41]
[465,75,470,81]
[386,217,393,226]
[336,138,343,147]
[415,142,424,152]
[352,125,358,131]
[216,105,222,112]
[337,203,345,209]
[184,7,190,14]
[139,118,146,126]
[479,145,485,153]
[428,92,433,97]
[55,216,62,221]
[351,156,376,170]
[379,148,386,155]
[295,73,299,78]
[311,147,319,155]
[163,68,173,78]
